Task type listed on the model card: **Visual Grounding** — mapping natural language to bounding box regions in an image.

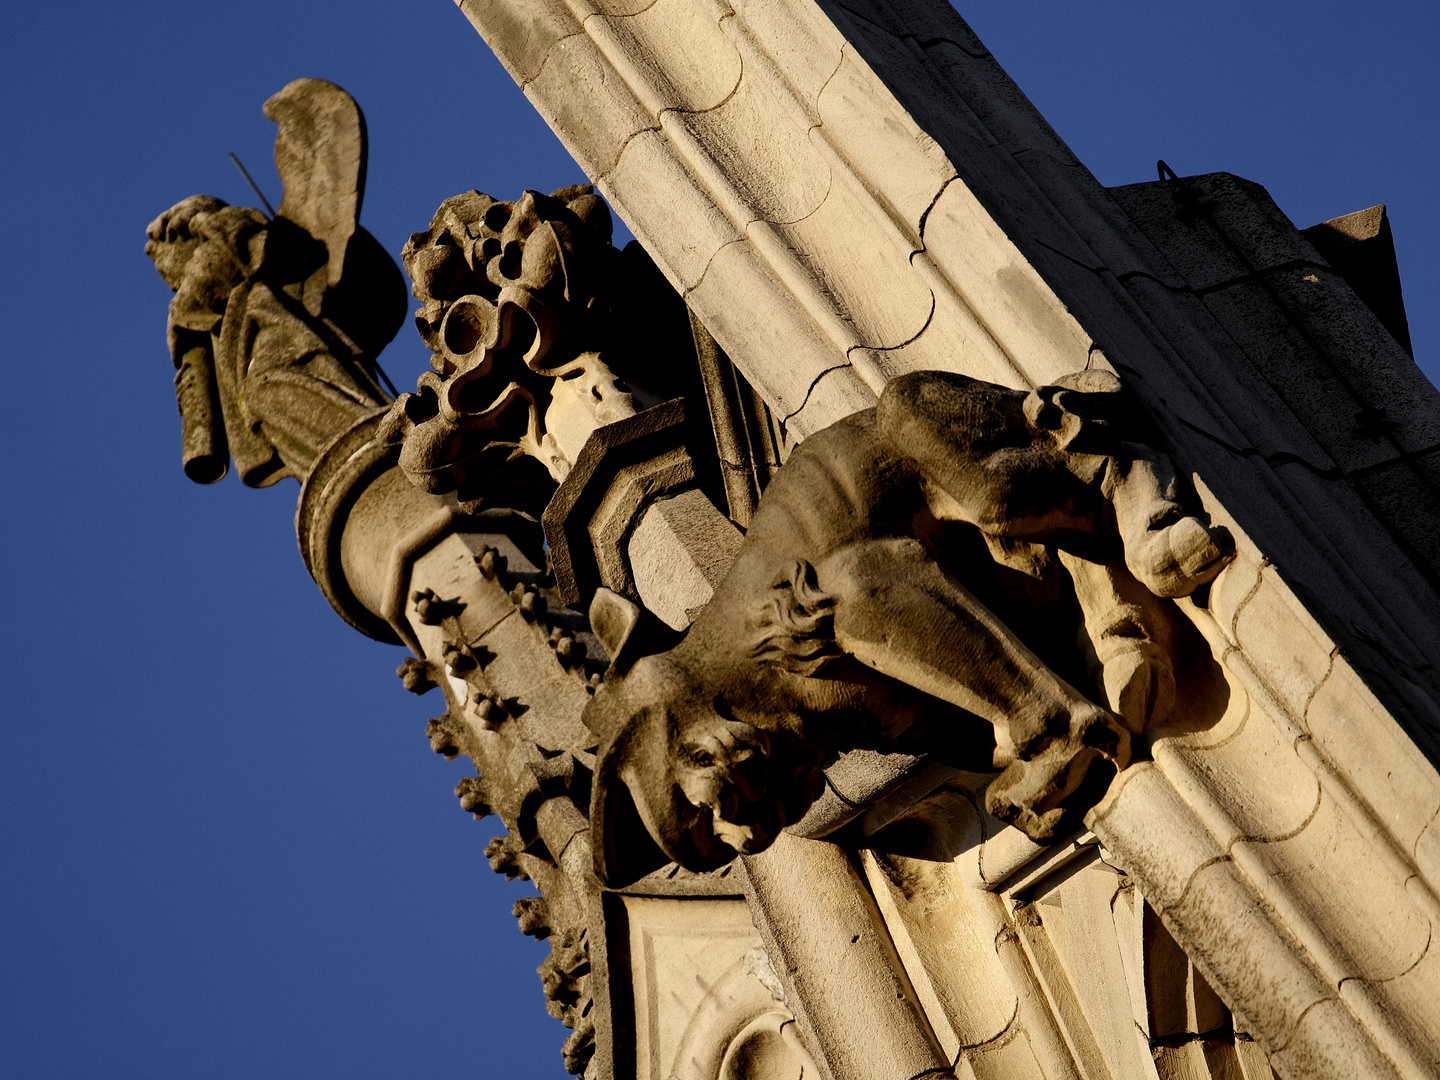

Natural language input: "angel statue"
[145,78,405,487]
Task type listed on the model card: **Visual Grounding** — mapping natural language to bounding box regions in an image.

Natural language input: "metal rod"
[228,152,277,218]
[372,360,400,399]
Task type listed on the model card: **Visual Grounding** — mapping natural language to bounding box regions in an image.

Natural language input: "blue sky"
[1,2,1435,1077]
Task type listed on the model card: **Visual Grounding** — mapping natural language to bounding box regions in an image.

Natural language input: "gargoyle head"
[583,591,825,887]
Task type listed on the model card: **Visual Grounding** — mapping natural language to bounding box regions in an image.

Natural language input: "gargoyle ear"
[591,752,671,888]
[589,588,649,675]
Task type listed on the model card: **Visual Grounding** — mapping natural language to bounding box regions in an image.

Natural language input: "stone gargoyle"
[145,78,404,487]
[583,369,1235,886]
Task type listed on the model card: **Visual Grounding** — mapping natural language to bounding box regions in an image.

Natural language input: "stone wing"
[263,77,365,289]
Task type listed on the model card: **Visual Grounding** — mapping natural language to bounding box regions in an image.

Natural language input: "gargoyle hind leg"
[813,537,1130,840]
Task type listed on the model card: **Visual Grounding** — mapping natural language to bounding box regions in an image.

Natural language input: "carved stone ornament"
[144,31,1440,1077]
[145,78,405,489]
[376,184,644,518]
[584,369,1235,886]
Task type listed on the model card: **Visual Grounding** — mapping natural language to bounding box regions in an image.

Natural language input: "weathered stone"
[381,182,641,514]
[543,398,699,609]
[740,833,957,1080]
[627,488,743,629]
[623,896,768,1080]
[1302,204,1413,356]
[586,369,1233,886]
[149,6,1440,1076]
[146,79,404,489]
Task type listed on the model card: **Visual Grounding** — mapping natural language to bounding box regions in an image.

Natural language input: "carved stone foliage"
[146,79,405,488]
[379,185,645,517]
[585,369,1235,887]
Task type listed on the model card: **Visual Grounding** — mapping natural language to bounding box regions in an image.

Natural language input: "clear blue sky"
[1,2,1435,1077]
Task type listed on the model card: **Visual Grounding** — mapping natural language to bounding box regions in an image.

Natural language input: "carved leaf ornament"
[380,186,639,511]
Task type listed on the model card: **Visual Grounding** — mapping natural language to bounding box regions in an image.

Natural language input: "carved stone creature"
[380,185,639,516]
[145,79,405,487]
[585,369,1235,886]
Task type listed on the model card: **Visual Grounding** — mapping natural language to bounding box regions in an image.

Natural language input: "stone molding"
[457,0,1092,436]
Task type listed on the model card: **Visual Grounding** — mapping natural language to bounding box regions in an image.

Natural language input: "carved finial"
[538,930,590,1008]
[412,588,465,625]
[511,582,545,622]
[561,1016,596,1076]
[440,641,478,674]
[472,693,506,731]
[475,545,504,581]
[382,184,639,514]
[548,627,585,671]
